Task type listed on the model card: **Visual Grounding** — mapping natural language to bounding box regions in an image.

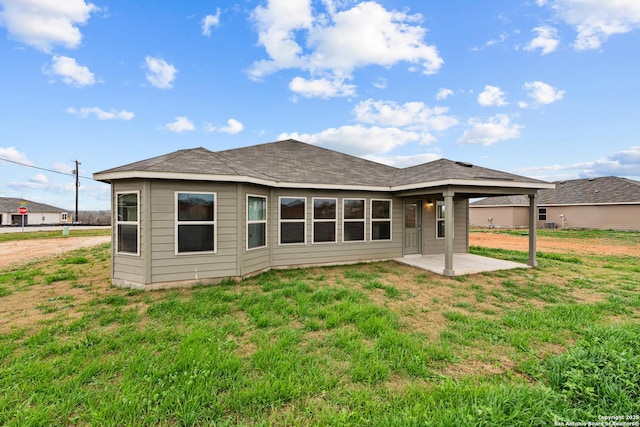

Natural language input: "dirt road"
[469,232,640,257]
[0,236,111,269]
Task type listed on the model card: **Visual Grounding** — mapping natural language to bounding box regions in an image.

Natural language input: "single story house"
[93,139,554,289]
[0,197,71,226]
[469,176,640,231]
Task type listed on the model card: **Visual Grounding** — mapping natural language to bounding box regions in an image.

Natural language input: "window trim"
[538,207,547,221]
[312,197,337,244]
[436,200,454,240]
[115,191,140,256]
[342,198,366,243]
[61,212,68,222]
[370,199,392,241]
[278,196,307,245]
[174,191,217,255]
[246,194,267,251]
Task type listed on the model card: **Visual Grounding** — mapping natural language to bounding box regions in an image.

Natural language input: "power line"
[0,156,95,180]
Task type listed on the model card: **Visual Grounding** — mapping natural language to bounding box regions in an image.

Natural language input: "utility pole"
[73,160,81,224]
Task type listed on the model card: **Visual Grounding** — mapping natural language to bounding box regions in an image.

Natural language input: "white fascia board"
[390,179,555,192]
[541,202,640,207]
[93,172,554,192]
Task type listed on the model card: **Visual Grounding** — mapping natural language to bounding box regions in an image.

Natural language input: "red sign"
[18,206,28,215]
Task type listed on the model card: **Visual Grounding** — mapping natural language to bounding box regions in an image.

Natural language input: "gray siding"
[270,189,403,268]
[239,185,271,276]
[148,181,238,284]
[422,198,469,255]
[112,180,145,286]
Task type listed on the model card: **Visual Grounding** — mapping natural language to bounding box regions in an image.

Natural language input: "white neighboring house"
[0,197,72,226]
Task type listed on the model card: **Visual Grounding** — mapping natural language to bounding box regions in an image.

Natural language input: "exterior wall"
[422,197,469,255]
[469,206,529,228]
[269,189,403,270]
[148,180,239,285]
[0,212,69,226]
[112,180,146,287]
[540,205,640,231]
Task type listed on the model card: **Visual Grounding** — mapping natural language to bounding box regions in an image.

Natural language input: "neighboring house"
[470,176,640,231]
[93,139,553,289]
[0,197,71,226]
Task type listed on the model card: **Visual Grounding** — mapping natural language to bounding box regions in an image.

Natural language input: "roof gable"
[0,197,68,213]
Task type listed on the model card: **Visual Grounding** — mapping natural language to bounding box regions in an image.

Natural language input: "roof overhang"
[93,171,555,194]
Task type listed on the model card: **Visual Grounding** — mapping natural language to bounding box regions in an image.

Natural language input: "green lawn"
[0,231,639,426]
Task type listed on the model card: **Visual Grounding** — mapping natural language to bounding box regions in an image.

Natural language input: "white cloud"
[516,146,640,179]
[52,161,74,174]
[0,0,97,52]
[436,88,454,100]
[202,8,221,36]
[0,147,32,165]
[249,1,442,98]
[289,76,356,98]
[145,56,178,89]
[485,32,508,47]
[67,106,134,120]
[477,85,508,107]
[524,26,560,55]
[373,77,387,89]
[539,0,640,50]
[279,125,421,157]
[220,118,244,135]
[457,114,522,146]
[353,99,458,134]
[45,55,95,87]
[164,116,194,133]
[523,81,565,105]
[29,173,48,184]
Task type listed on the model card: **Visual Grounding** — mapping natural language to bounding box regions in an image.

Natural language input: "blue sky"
[1,0,639,211]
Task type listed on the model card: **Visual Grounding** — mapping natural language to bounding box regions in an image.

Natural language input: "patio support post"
[528,193,538,267]
[443,190,455,276]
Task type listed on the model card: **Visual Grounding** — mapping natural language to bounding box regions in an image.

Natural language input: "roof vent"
[455,161,473,168]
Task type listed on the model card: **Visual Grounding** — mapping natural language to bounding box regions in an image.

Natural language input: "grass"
[0,230,639,425]
[0,228,110,243]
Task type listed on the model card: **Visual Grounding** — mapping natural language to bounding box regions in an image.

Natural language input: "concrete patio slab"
[395,253,530,276]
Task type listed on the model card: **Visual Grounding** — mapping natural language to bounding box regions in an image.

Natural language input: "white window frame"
[370,199,392,241]
[247,194,267,251]
[312,197,337,244]
[175,191,217,255]
[115,191,140,256]
[342,198,366,243]
[279,196,307,245]
[538,207,547,221]
[436,200,454,239]
[61,212,68,222]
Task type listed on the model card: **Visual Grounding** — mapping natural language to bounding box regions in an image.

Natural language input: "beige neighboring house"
[93,139,553,289]
[470,176,640,231]
[0,197,71,226]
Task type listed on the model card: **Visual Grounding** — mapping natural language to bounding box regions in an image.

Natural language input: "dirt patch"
[0,236,111,270]
[470,232,640,257]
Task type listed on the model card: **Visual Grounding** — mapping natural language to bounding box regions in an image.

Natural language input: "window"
[280,197,306,244]
[343,198,365,242]
[371,199,391,241]
[116,192,139,255]
[247,195,267,250]
[61,212,68,221]
[538,207,547,221]
[313,198,337,243]
[176,192,216,254]
[436,200,446,239]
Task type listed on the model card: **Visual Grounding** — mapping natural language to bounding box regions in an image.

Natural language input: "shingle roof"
[0,197,68,213]
[471,176,640,206]
[94,139,550,191]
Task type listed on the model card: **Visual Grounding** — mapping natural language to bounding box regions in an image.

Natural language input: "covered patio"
[395,253,530,276]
